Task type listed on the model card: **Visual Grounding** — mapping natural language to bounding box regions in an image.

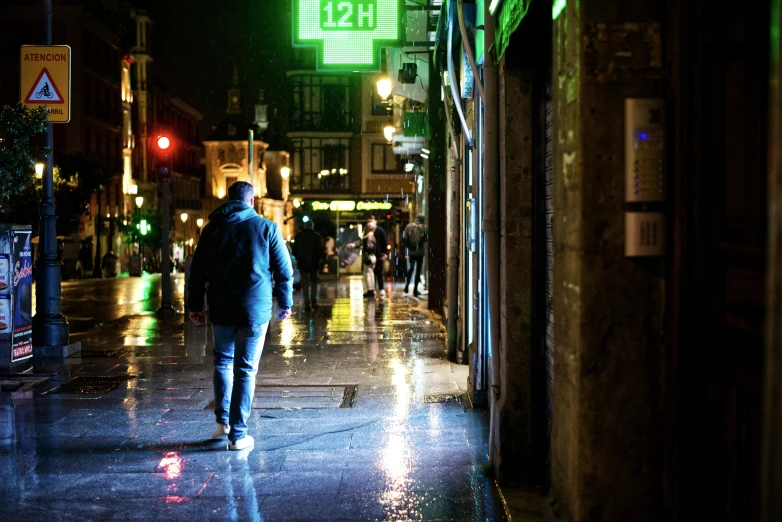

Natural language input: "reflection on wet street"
[3,276,504,520]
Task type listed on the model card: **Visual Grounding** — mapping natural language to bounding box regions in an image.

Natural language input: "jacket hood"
[208,200,258,225]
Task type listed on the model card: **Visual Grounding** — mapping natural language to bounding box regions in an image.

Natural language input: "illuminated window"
[371,143,400,173]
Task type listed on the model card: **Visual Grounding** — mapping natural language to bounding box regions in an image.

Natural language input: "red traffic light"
[157,136,170,150]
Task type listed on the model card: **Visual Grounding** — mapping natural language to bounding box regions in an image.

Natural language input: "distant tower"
[131,9,152,181]
[254,89,269,132]
[227,65,242,115]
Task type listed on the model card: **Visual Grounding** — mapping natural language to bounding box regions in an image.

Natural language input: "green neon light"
[489,0,502,16]
[552,0,566,20]
[293,0,403,71]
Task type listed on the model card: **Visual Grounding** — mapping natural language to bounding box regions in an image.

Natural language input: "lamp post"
[135,196,144,257]
[196,217,204,243]
[180,212,188,256]
[32,0,69,349]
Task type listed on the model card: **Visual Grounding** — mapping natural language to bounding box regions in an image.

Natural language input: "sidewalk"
[0,278,507,521]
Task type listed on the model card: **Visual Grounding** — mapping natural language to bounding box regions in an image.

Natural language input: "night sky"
[140,0,294,136]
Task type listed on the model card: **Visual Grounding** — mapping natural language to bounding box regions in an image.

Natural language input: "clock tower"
[226,64,241,115]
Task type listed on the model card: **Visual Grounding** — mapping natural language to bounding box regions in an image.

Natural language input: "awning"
[495,0,531,60]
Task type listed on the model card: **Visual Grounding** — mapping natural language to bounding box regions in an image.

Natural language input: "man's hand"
[189,311,206,326]
[277,308,292,321]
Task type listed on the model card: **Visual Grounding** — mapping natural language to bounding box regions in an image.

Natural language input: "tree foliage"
[0,103,49,202]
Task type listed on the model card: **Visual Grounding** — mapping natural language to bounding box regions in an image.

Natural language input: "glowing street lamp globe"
[377,78,392,100]
[135,196,144,208]
[35,162,44,179]
[280,166,291,179]
[383,125,395,142]
[196,218,204,228]
[157,136,170,150]
[180,212,188,223]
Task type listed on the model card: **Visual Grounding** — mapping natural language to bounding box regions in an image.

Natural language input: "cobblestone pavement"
[0,275,504,521]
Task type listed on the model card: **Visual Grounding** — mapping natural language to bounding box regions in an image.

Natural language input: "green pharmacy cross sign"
[293,0,403,71]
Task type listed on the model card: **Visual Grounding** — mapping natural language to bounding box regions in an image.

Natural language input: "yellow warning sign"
[20,45,71,123]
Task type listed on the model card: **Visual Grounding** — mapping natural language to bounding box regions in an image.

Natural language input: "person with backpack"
[402,214,428,297]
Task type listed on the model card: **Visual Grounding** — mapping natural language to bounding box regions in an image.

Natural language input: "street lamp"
[280,166,291,179]
[196,218,203,228]
[35,162,44,179]
[377,78,392,100]
[180,212,188,223]
[134,196,144,259]
[383,125,396,143]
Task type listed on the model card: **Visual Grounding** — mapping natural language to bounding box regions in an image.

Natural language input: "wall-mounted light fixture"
[377,78,392,100]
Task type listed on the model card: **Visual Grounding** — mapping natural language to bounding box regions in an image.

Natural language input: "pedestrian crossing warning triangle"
[24,68,64,104]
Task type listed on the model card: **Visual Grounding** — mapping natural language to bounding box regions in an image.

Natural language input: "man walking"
[188,182,293,451]
[293,220,323,311]
[403,214,428,297]
[368,215,388,298]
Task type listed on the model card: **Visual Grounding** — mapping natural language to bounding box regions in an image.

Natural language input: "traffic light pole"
[156,153,175,318]
[32,0,70,351]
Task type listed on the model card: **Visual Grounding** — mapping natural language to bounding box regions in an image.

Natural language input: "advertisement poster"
[11,231,33,361]
[0,254,9,294]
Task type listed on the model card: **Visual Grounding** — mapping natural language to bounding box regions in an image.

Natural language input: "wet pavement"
[2,275,506,521]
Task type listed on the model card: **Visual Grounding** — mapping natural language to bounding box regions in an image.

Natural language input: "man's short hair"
[228,181,254,202]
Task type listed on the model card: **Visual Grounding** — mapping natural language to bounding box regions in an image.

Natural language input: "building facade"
[408,0,782,521]
[202,70,291,239]
[286,49,417,275]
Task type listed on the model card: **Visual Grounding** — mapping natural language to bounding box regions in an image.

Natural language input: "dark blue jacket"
[187,200,293,326]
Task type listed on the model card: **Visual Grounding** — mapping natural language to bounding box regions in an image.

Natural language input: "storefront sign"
[293,0,403,70]
[311,200,394,212]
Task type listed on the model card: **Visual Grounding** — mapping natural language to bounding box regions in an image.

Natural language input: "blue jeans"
[212,323,269,441]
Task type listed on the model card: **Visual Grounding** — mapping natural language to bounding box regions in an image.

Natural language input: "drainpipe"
[447,10,474,148]
[457,0,486,102]
[483,2,502,466]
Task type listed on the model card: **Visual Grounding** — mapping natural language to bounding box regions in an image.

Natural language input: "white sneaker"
[211,423,230,439]
[229,435,255,451]
[380,289,387,298]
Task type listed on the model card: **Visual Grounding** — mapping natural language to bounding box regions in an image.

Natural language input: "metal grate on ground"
[206,385,358,410]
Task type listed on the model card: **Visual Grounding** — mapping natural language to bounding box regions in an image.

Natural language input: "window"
[371,143,400,173]
[290,137,351,193]
[289,74,351,132]
[371,88,389,116]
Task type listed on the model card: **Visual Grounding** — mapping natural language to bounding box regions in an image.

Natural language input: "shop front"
[294,198,411,278]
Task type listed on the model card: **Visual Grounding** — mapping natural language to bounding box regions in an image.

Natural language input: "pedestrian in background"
[188,181,293,451]
[368,215,388,298]
[403,214,428,297]
[362,221,377,298]
[293,220,323,312]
